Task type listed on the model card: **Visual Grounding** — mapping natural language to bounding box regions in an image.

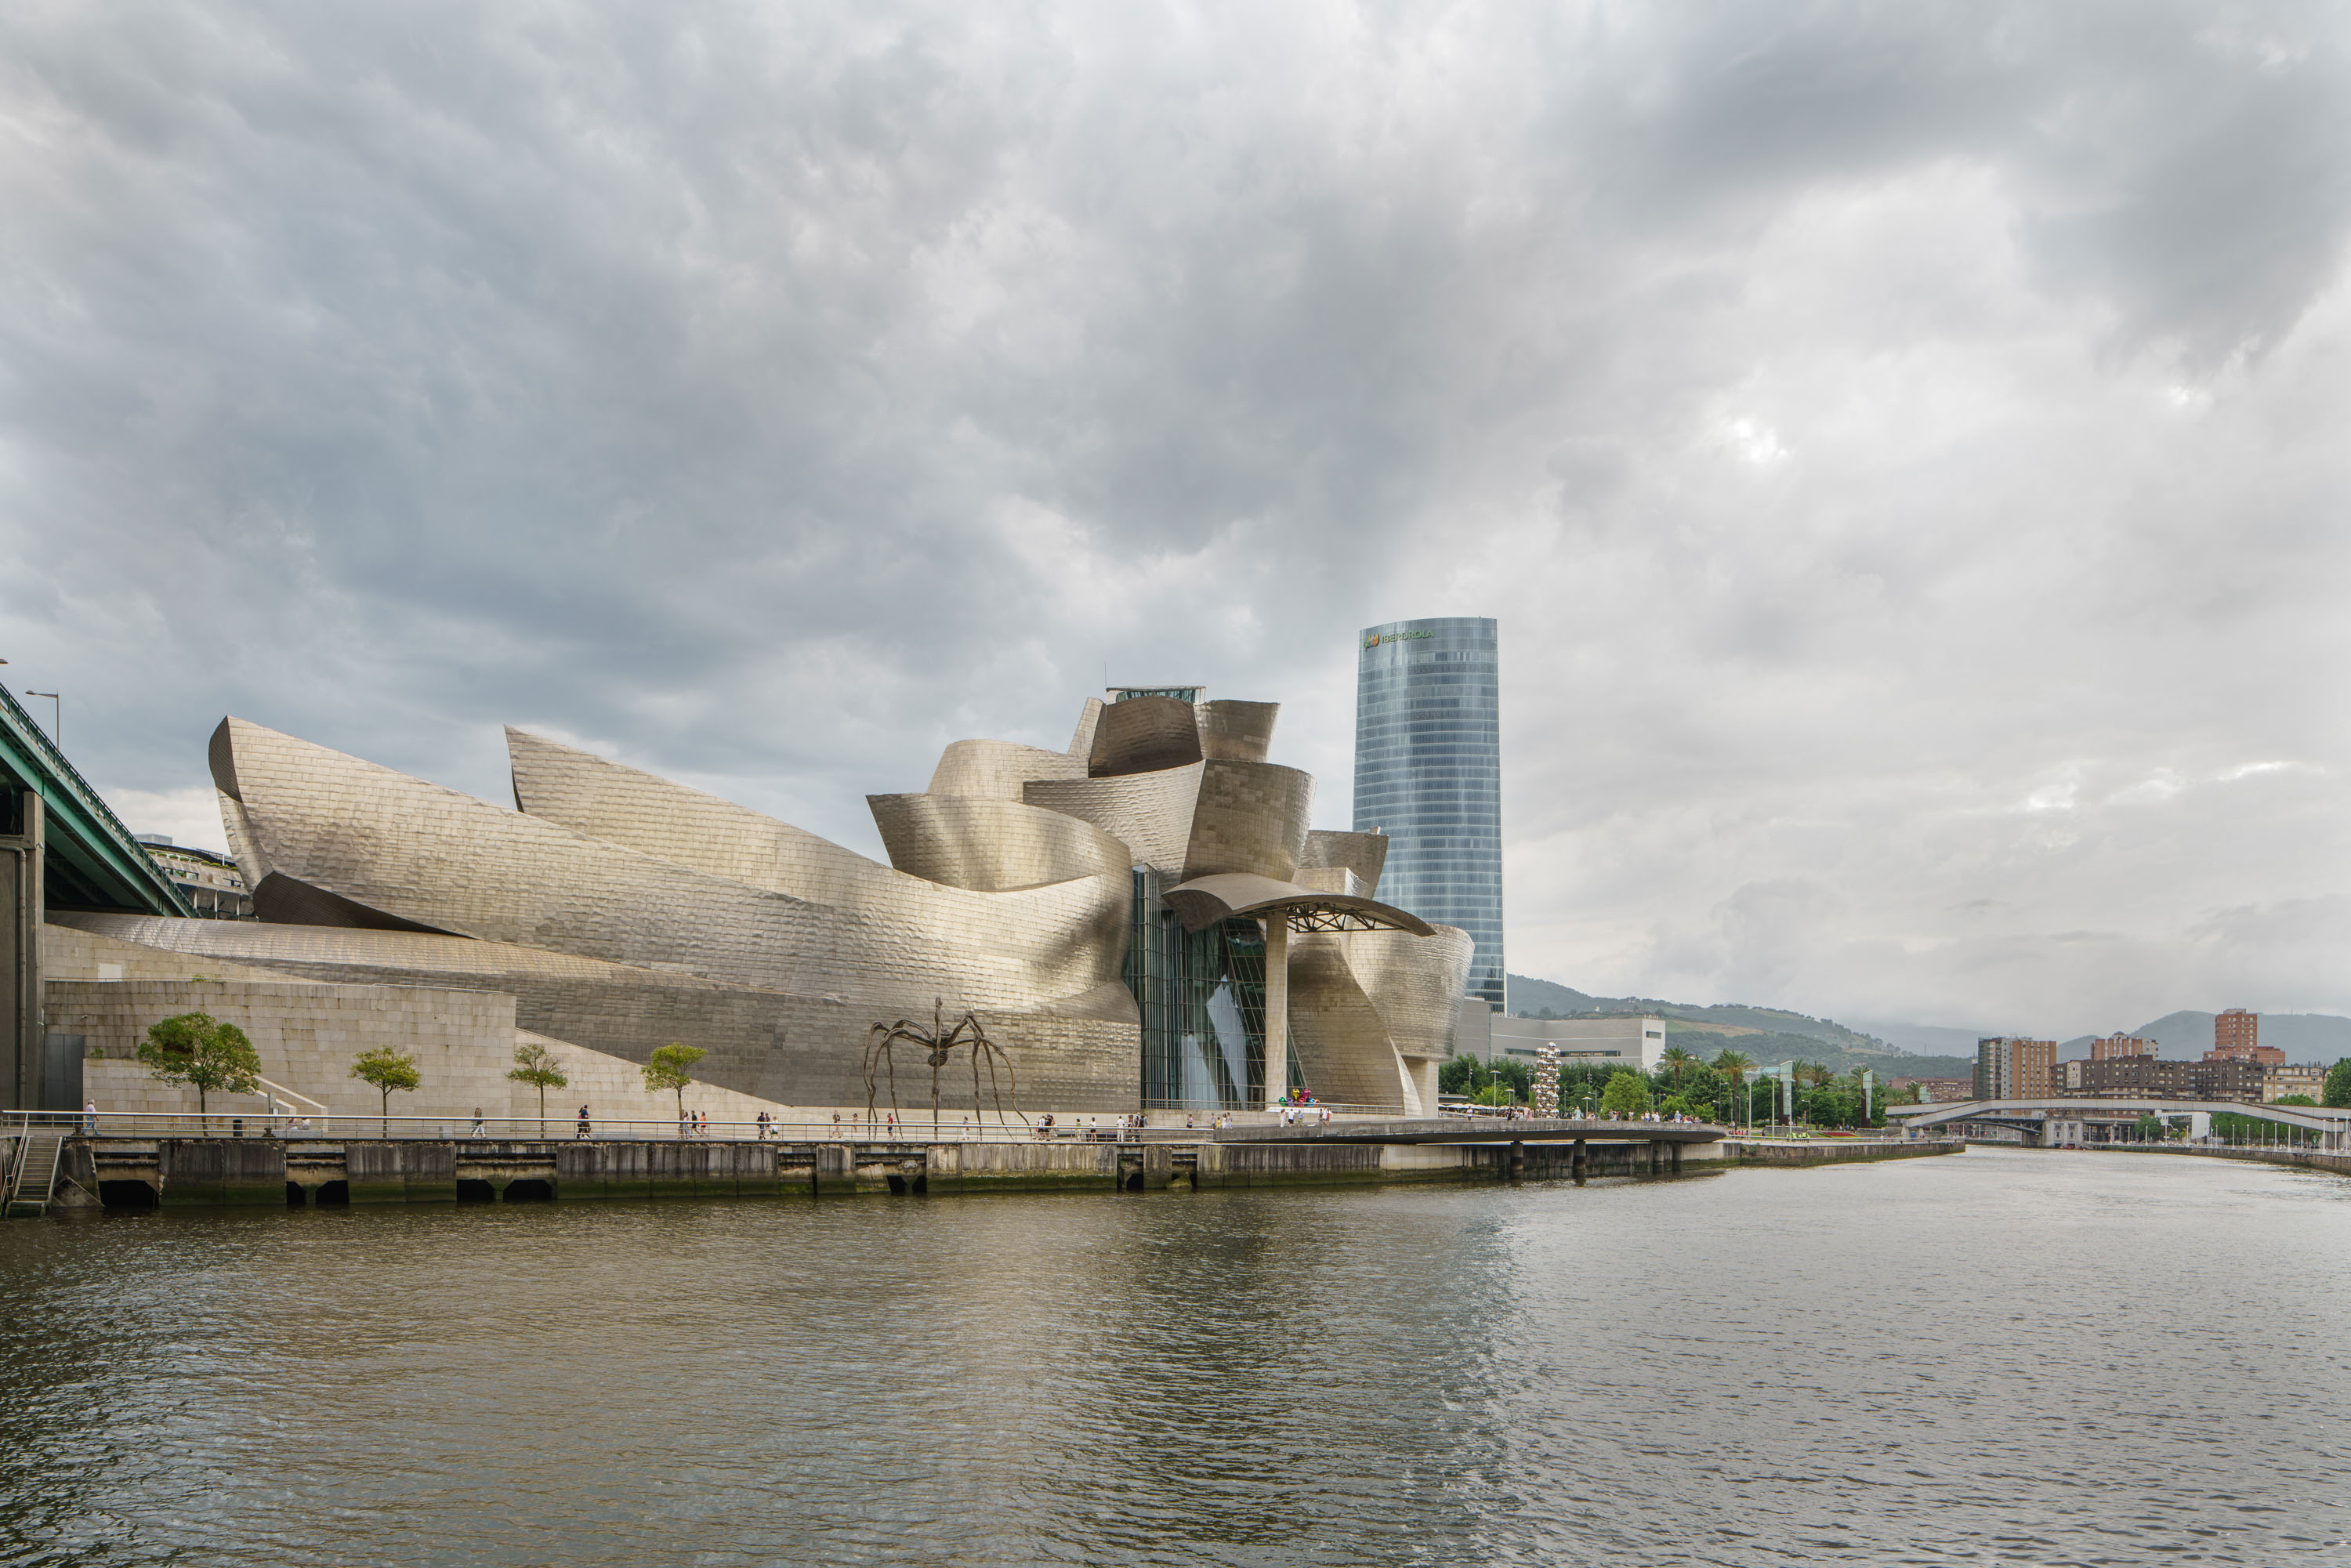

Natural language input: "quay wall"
[2106,1145,2351,1179]
[1726,1138,1967,1166]
[58,1132,1744,1208]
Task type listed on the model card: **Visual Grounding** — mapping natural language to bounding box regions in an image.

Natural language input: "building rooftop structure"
[2089,1034,2156,1060]
[136,836,253,920]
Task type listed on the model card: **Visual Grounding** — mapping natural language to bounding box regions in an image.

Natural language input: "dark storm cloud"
[4,0,2345,1030]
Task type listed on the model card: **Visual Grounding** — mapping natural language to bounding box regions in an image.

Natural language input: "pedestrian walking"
[576,1104,592,1139]
[469,1106,486,1139]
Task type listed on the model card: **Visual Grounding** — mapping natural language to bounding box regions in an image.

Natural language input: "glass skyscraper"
[1353,617,1503,1009]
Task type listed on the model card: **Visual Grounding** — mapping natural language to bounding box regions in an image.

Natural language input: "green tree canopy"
[137,1012,262,1116]
[507,1039,570,1123]
[1599,1070,1652,1117]
[1710,1048,1755,1080]
[2324,1059,2351,1110]
[644,1042,707,1119]
[351,1046,422,1133]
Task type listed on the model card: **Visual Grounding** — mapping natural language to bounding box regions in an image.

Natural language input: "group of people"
[1029,1114,1145,1142]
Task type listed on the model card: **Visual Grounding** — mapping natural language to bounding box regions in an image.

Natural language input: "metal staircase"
[5,1125,66,1217]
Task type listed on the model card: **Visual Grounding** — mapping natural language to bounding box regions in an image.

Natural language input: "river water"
[4,1147,2349,1566]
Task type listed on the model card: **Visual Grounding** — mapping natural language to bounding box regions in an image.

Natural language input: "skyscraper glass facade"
[1353,617,1503,1009]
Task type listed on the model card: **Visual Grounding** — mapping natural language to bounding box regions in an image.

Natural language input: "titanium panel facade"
[1195,701,1278,764]
[867,793,1129,893]
[1353,617,1503,1009]
[1089,695,1204,777]
[926,740,1089,801]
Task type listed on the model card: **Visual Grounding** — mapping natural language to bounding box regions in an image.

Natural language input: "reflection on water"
[4,1148,2350,1565]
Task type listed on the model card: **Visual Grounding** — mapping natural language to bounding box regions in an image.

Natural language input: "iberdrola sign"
[1363,629,1436,650]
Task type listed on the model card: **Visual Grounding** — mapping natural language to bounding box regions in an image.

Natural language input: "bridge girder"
[1893,1098,2345,1135]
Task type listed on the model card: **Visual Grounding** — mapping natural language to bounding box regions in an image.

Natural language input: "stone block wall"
[62,978,519,1121]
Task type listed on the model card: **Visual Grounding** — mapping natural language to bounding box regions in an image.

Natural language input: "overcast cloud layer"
[4,1,2346,1038]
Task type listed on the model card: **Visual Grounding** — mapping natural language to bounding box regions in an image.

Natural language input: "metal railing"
[40,1109,1223,1144]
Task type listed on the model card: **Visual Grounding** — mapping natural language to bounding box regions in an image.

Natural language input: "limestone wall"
[63,978,519,1121]
[42,921,280,984]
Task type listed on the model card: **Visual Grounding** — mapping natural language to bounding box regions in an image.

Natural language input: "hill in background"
[1503,977,2351,1080]
[1504,975,1976,1079]
[2059,1011,2351,1063]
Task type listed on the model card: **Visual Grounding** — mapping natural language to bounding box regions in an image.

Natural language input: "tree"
[1711,1048,1755,1081]
[507,1039,569,1131]
[1599,1070,1651,1117]
[1438,1053,1482,1097]
[2324,1059,2351,1109]
[137,1012,262,1118]
[643,1042,707,1123]
[2134,1113,2164,1142]
[1659,1045,1696,1088]
[351,1046,422,1135]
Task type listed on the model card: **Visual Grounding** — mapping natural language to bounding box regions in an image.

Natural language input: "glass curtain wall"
[1353,617,1504,1009]
[1130,868,1270,1110]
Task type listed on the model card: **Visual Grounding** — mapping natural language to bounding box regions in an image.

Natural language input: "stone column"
[1262,917,1290,1110]
[2,792,43,1113]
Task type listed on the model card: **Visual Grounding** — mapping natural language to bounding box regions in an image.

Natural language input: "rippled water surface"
[5,1147,2350,1566]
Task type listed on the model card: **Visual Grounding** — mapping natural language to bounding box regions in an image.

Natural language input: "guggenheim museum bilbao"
[63,690,1473,1115]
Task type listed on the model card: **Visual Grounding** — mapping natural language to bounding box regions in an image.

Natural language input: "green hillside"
[1505,974,1970,1077]
[1507,974,1893,1055]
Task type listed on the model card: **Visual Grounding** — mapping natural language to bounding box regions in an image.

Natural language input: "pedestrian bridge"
[1889,1098,2349,1148]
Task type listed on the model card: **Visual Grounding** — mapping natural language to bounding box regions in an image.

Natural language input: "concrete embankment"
[2106,1145,2351,1179]
[1725,1138,1966,1166]
[58,1135,1516,1208]
[53,1132,1745,1208]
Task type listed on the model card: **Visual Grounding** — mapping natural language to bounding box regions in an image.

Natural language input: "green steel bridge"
[2,683,187,1109]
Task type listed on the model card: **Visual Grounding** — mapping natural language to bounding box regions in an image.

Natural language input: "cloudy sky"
[4,2,2346,1037]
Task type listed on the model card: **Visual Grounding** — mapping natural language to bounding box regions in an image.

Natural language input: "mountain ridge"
[1503,976,2351,1077]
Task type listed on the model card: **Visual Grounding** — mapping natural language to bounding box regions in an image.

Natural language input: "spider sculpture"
[862,998,1026,1139]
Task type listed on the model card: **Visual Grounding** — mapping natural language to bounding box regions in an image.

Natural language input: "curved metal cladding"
[1023,764,1204,872]
[1282,923,1470,1112]
[866,794,1129,893]
[507,728,877,906]
[1302,829,1389,898]
[1180,762,1314,881]
[1067,697,1105,759]
[1194,700,1278,763]
[1354,617,1503,1009]
[1331,923,1473,1062]
[1088,695,1204,777]
[206,718,1139,1106]
[1284,935,1410,1110]
[926,739,1088,801]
